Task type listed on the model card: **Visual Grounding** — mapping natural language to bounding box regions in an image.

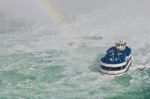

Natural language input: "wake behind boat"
[100,41,131,75]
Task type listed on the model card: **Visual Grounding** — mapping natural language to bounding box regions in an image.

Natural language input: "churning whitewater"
[1,0,150,99]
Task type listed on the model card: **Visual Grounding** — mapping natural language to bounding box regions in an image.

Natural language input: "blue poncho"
[101,46,131,64]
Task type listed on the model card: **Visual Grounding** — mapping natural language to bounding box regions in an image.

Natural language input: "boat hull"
[100,58,131,75]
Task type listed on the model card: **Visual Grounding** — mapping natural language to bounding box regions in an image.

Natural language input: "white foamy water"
[0,0,150,99]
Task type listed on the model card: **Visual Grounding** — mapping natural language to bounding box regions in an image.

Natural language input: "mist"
[1,0,150,98]
[0,0,150,21]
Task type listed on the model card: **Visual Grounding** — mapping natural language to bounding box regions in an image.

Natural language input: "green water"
[0,20,150,99]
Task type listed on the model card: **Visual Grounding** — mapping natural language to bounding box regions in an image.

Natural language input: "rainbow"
[32,0,81,40]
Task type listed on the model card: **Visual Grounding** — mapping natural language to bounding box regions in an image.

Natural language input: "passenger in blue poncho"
[102,41,131,64]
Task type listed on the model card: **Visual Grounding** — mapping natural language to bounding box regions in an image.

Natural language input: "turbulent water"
[1,1,150,99]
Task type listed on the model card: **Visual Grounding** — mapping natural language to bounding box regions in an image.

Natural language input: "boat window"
[101,65,126,71]
[116,44,120,47]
